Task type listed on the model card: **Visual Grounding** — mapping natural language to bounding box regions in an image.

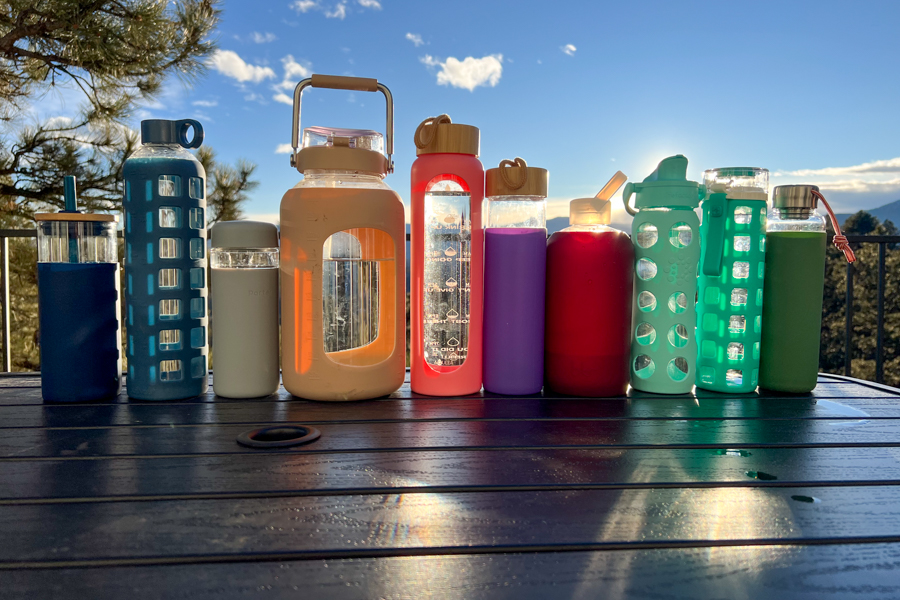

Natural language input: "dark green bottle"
[759,185,827,393]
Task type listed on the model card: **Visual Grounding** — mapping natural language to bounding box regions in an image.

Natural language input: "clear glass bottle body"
[36,217,121,402]
[484,196,546,228]
[123,140,208,400]
[482,195,548,395]
[38,221,118,264]
[759,207,827,393]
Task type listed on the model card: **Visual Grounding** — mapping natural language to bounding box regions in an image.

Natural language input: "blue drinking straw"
[63,176,79,263]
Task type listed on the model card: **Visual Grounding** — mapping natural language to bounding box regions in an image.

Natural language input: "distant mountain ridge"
[835,199,900,227]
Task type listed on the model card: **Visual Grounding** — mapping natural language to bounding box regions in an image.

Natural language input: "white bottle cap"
[211,221,279,249]
[569,198,611,226]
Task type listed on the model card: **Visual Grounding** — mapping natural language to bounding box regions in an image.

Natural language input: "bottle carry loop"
[812,189,856,263]
[414,114,452,148]
[289,74,394,173]
[499,157,529,190]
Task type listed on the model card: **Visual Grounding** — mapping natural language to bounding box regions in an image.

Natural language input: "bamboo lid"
[485,158,549,197]
[35,212,117,222]
[414,115,480,156]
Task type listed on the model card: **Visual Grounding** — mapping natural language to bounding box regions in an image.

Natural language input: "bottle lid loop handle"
[812,189,856,263]
[499,157,528,190]
[289,74,394,173]
[414,114,452,149]
[176,119,203,149]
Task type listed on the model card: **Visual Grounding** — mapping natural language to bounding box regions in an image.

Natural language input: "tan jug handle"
[289,74,395,173]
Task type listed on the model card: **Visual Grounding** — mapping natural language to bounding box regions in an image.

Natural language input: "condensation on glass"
[322,229,394,359]
[423,175,472,370]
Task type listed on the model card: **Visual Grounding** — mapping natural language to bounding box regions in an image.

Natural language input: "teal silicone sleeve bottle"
[623,155,700,394]
[695,167,769,393]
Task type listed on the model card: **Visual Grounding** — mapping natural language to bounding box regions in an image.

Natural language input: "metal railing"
[840,235,897,382]
[1,229,897,382]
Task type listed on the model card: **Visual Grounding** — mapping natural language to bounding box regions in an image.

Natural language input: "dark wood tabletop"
[1,371,900,599]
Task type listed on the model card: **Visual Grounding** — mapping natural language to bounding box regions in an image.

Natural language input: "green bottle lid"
[623,155,701,213]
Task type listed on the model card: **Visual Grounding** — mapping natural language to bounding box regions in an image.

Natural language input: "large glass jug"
[280,75,405,401]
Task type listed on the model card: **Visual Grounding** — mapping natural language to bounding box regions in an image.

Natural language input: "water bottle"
[695,167,769,393]
[35,177,121,402]
[210,221,280,398]
[545,178,634,396]
[123,119,208,400]
[281,75,405,401]
[410,114,484,396]
[483,158,549,395]
[622,155,700,394]
[759,185,856,392]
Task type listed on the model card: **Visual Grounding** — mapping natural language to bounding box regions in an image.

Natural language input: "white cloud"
[273,93,294,105]
[561,44,577,56]
[358,0,381,8]
[244,92,265,103]
[192,99,218,107]
[292,0,318,12]
[210,50,276,83]
[420,54,503,92]
[326,2,347,18]
[251,32,278,43]
[810,178,900,194]
[273,55,312,102]
[780,157,900,178]
[406,33,423,47]
[275,144,294,154]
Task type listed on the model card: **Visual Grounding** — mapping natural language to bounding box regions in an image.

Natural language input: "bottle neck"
[773,207,814,220]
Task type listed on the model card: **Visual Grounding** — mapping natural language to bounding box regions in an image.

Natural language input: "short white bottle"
[210,221,280,397]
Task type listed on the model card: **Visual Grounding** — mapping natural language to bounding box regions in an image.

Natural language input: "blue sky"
[132,0,900,224]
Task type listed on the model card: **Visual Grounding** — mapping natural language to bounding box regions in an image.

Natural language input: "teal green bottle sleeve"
[695,194,767,393]
[623,155,700,394]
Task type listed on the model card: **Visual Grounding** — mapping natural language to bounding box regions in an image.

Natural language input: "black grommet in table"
[236,425,321,449]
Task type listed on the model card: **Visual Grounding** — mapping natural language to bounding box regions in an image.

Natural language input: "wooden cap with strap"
[485,157,549,197]
[414,114,480,156]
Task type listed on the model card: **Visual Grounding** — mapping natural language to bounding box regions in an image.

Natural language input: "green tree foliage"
[0,1,258,370]
[0,0,220,216]
[197,146,259,225]
[820,211,899,386]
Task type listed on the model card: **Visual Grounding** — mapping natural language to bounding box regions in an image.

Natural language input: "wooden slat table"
[2,372,900,598]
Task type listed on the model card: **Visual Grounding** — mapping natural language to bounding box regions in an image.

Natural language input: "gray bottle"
[210,221,280,397]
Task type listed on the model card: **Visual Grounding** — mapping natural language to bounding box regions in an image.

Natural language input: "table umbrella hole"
[237,425,321,449]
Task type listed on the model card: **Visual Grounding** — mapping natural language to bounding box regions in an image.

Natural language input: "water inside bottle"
[322,229,393,355]
[423,179,471,370]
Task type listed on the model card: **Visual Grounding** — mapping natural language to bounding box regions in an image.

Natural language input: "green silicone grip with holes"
[630,208,700,394]
[695,197,767,393]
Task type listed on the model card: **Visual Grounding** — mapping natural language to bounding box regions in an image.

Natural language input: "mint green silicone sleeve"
[630,209,700,394]
[695,198,767,393]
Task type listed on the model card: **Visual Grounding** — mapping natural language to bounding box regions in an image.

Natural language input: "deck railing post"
[844,260,854,377]
[876,242,886,383]
[1,236,10,372]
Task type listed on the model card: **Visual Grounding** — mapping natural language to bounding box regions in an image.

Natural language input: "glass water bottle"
[622,155,700,394]
[695,167,769,393]
[280,75,405,401]
[210,221,280,398]
[410,115,484,396]
[123,119,208,401]
[759,185,855,393]
[545,194,634,396]
[36,177,121,402]
[482,158,549,395]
